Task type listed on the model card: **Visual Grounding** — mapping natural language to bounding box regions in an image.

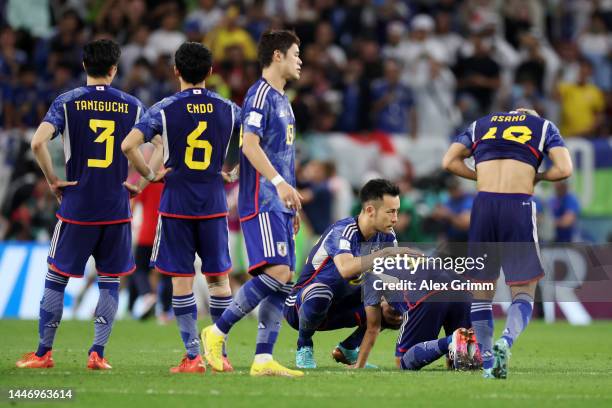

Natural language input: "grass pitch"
[1,318,611,407]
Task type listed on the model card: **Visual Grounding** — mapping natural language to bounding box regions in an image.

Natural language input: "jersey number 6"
[185,121,213,170]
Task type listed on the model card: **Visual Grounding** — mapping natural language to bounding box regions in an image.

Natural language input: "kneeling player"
[355,267,481,371]
[284,179,419,368]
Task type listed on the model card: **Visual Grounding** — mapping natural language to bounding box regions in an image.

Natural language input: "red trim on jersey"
[239,170,261,222]
[248,260,269,274]
[56,214,131,225]
[397,347,408,353]
[354,311,362,326]
[48,262,82,278]
[158,211,228,220]
[155,265,195,277]
[202,266,232,276]
[407,290,442,310]
[97,265,136,277]
[294,256,331,290]
[526,144,541,159]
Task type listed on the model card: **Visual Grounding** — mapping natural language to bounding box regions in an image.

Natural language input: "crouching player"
[354,265,481,371]
[284,179,420,368]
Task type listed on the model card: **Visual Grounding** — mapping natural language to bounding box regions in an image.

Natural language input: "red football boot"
[170,354,206,374]
[16,351,54,368]
[87,352,112,370]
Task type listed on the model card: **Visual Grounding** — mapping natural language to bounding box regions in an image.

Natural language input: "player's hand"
[382,246,424,259]
[276,181,303,211]
[48,179,78,203]
[123,181,141,198]
[151,167,172,183]
[293,212,301,234]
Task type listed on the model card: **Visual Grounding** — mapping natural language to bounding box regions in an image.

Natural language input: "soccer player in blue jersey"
[16,39,146,370]
[442,108,573,378]
[201,30,305,377]
[121,42,241,374]
[356,264,479,371]
[284,179,419,369]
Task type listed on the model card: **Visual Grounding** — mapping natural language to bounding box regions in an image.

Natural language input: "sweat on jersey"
[43,85,145,224]
[134,87,241,219]
[238,78,297,221]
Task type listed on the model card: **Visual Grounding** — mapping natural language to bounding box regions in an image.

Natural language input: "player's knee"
[510,282,537,299]
[171,276,194,295]
[263,264,291,284]
[206,275,231,297]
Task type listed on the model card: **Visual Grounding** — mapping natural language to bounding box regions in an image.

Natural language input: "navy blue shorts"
[47,219,135,277]
[241,211,295,275]
[395,294,471,357]
[467,192,544,285]
[283,287,365,331]
[150,215,231,276]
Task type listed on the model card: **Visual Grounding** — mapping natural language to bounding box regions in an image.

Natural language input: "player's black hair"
[174,42,213,84]
[359,179,400,205]
[82,39,120,78]
[257,30,300,68]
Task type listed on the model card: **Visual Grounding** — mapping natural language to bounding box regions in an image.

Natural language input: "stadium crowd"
[0,0,607,250]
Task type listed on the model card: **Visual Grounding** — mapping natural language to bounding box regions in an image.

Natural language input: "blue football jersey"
[454,112,566,170]
[238,78,296,221]
[134,88,241,218]
[43,85,145,224]
[291,217,397,300]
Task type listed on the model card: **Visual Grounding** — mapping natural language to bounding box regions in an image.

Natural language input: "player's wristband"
[271,174,285,186]
[145,169,155,182]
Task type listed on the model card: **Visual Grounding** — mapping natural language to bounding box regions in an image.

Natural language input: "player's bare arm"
[121,129,170,193]
[535,146,573,183]
[442,143,477,181]
[241,131,303,210]
[352,305,382,369]
[333,246,423,280]
[31,121,77,203]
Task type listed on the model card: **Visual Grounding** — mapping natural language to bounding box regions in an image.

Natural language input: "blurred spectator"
[150,54,177,102]
[0,25,27,81]
[549,181,580,242]
[556,41,582,84]
[557,59,606,137]
[433,11,463,65]
[12,65,44,128]
[370,58,417,137]
[144,11,186,63]
[455,33,501,120]
[43,61,76,107]
[430,177,472,242]
[6,0,52,38]
[48,9,85,75]
[336,57,364,132]
[577,12,611,91]
[122,57,155,107]
[397,14,446,84]
[299,160,334,236]
[313,21,347,72]
[185,0,223,37]
[515,30,560,95]
[95,0,130,45]
[121,26,151,74]
[204,6,257,62]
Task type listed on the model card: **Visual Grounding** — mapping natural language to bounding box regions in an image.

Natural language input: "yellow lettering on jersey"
[87,119,115,168]
[187,103,214,114]
[481,125,532,144]
[185,121,213,170]
[75,100,129,113]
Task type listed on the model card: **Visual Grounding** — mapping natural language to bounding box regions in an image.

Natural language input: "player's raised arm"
[242,131,303,210]
[31,121,77,203]
[442,142,476,181]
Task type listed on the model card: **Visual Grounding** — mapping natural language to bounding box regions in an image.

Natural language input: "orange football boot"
[170,354,206,374]
[16,351,54,368]
[87,352,112,370]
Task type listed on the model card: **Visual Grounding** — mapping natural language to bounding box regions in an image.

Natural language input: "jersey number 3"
[185,121,213,170]
[88,119,115,168]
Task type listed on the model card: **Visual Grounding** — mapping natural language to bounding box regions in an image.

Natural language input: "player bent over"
[122,43,241,373]
[16,40,146,370]
[442,108,572,378]
[284,179,420,368]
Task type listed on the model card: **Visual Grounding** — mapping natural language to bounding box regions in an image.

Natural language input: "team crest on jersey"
[277,242,288,257]
[247,111,263,127]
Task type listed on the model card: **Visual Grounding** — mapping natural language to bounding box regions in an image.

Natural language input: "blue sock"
[215,274,284,334]
[173,294,200,359]
[471,301,494,370]
[37,270,68,356]
[209,295,232,356]
[89,276,120,358]
[255,283,291,355]
[339,326,366,350]
[400,336,451,370]
[501,293,533,348]
[297,285,333,349]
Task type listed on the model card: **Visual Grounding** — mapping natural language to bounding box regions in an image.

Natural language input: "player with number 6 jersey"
[17,39,145,371]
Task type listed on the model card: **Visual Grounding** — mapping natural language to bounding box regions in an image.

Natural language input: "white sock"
[254,353,273,364]
[212,324,227,337]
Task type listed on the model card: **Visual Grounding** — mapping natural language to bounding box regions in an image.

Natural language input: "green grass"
[1,318,611,407]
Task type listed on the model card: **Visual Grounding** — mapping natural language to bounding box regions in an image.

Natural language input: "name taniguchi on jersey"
[45,85,145,277]
[134,87,241,276]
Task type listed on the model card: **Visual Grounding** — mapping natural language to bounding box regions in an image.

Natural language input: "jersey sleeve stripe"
[160,109,169,163]
[62,103,71,163]
[539,120,550,152]
[135,106,142,125]
[255,85,271,109]
[258,213,270,257]
[470,121,477,143]
[252,82,266,109]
